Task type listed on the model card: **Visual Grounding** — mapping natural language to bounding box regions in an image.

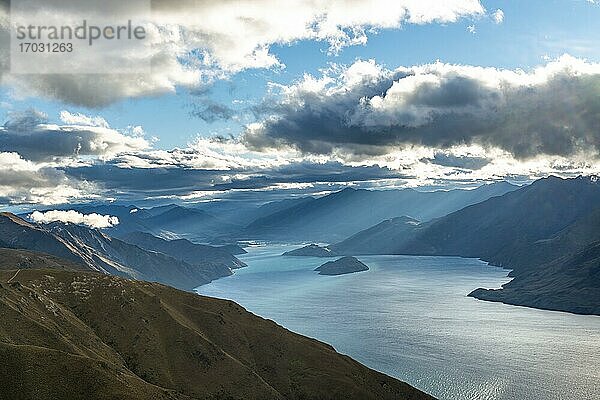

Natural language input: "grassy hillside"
[0,252,433,400]
[0,248,87,271]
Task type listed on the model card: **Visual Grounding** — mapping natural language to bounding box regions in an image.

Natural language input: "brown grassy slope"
[0,263,434,400]
[0,248,87,271]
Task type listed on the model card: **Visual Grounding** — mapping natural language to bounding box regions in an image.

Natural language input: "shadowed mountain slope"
[400,176,600,264]
[469,241,600,315]
[330,176,600,314]
[330,216,420,255]
[0,213,240,290]
[0,212,89,266]
[118,231,246,270]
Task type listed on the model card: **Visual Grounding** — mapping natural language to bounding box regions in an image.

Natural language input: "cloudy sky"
[1,0,599,209]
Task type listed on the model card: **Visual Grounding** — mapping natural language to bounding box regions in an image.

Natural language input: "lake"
[196,244,600,400]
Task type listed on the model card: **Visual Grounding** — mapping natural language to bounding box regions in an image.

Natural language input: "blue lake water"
[196,244,600,400]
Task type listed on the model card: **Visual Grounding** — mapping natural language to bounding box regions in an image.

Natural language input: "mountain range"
[117,231,246,271]
[15,176,599,315]
[328,176,600,315]
[44,182,516,245]
[2,174,598,399]
[0,213,243,290]
[242,182,518,241]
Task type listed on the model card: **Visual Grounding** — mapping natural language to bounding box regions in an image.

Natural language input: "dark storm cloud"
[63,164,221,194]
[243,57,600,160]
[213,161,403,190]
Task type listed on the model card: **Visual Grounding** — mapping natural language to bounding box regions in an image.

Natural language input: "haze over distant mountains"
[37,182,517,244]
[118,231,246,271]
[59,204,238,242]
[241,182,518,241]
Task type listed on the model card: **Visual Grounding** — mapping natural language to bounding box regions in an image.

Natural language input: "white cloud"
[0,152,96,205]
[491,9,504,24]
[0,1,484,106]
[145,0,486,69]
[112,136,300,170]
[0,109,152,205]
[59,111,109,128]
[29,210,119,228]
[467,24,476,34]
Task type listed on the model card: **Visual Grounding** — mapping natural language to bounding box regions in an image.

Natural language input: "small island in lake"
[283,244,337,257]
[315,256,369,276]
